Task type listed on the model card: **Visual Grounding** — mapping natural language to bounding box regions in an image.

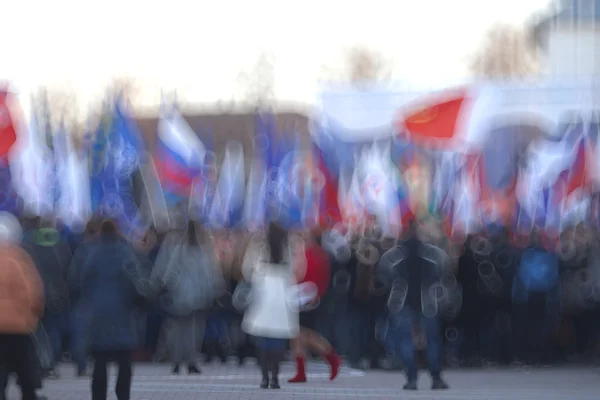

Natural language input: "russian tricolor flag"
[155,108,206,205]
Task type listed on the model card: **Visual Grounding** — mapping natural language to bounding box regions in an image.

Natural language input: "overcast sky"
[4,0,551,115]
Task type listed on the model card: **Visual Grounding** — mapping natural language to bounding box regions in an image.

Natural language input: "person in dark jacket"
[70,219,147,400]
[512,230,561,365]
[382,221,449,390]
[22,218,74,378]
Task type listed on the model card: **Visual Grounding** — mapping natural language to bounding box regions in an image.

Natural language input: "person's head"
[99,219,119,236]
[84,217,102,239]
[267,222,288,264]
[0,212,22,246]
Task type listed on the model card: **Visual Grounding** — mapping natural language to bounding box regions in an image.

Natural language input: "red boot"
[325,352,340,381]
[288,356,307,383]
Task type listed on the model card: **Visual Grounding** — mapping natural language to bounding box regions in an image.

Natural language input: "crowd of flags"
[1,83,600,249]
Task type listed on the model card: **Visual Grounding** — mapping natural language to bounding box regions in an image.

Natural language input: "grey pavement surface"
[7,362,600,400]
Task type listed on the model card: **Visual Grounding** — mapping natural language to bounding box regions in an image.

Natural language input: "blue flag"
[89,98,145,236]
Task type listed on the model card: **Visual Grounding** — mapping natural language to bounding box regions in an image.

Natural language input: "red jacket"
[301,244,331,299]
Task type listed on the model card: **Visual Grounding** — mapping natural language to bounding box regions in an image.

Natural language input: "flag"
[208,141,245,229]
[400,89,467,143]
[53,123,90,231]
[273,130,305,229]
[154,107,205,205]
[515,119,588,235]
[0,89,23,214]
[355,142,404,236]
[8,97,51,216]
[396,85,499,151]
[0,90,18,158]
[243,153,268,232]
[88,98,145,236]
[311,140,342,228]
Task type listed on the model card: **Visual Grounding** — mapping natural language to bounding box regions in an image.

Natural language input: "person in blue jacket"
[70,219,148,400]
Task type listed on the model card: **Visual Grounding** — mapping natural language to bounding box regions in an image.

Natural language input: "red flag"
[397,88,468,147]
[311,143,342,228]
[0,90,18,158]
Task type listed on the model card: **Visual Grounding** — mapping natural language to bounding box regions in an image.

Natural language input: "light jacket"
[242,261,300,339]
[0,245,44,333]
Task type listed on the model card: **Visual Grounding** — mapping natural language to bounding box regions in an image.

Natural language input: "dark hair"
[267,222,287,264]
[100,219,118,235]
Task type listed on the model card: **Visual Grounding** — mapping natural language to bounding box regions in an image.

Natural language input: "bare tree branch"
[470,23,539,79]
[108,75,140,101]
[238,51,276,111]
[322,46,392,87]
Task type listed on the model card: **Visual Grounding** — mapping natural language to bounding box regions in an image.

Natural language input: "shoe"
[288,356,307,383]
[269,377,280,389]
[172,364,180,374]
[325,352,341,381]
[237,357,245,366]
[76,368,88,377]
[403,380,418,390]
[432,377,449,390]
[187,364,201,374]
[260,377,269,389]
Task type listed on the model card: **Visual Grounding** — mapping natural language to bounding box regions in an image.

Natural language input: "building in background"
[532,0,600,79]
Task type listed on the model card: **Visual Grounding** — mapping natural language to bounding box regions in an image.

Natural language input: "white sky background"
[4,0,552,117]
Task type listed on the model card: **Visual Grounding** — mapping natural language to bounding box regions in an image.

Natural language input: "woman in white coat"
[242,222,300,389]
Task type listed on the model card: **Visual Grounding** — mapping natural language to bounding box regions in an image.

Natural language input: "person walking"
[288,230,341,383]
[71,219,147,400]
[242,223,300,389]
[0,213,47,400]
[22,217,74,378]
[385,221,449,390]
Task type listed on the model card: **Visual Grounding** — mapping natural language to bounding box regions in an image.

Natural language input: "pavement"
[7,361,600,400]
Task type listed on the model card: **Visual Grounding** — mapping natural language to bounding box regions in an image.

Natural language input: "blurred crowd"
[1,212,600,399]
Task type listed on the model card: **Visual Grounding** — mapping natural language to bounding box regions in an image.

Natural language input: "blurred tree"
[321,46,392,87]
[346,46,392,84]
[32,86,78,130]
[470,23,539,79]
[238,51,275,111]
[108,75,140,103]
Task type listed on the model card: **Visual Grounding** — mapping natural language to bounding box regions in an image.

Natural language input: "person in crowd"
[151,221,224,374]
[386,220,449,390]
[512,229,562,365]
[288,230,340,383]
[242,222,299,389]
[478,229,517,365]
[0,213,46,400]
[135,228,164,360]
[327,230,372,369]
[22,217,75,378]
[215,230,254,366]
[70,219,147,400]
[66,217,105,377]
[455,234,483,365]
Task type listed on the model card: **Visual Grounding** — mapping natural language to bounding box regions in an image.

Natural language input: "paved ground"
[7,362,600,400]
